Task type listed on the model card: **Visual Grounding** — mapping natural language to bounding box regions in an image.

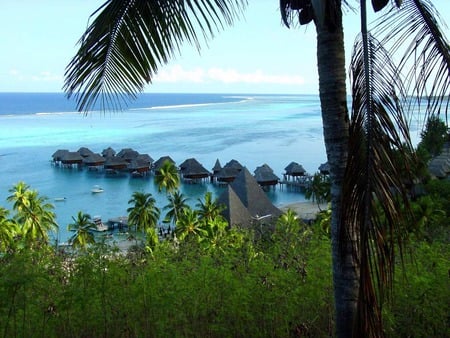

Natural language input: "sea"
[1,92,420,244]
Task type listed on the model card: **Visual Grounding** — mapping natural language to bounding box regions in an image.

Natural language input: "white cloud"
[31,71,61,82]
[155,64,205,83]
[154,65,305,86]
[8,68,61,83]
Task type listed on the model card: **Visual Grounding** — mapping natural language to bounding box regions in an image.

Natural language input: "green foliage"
[417,115,449,159]
[384,242,450,337]
[304,173,331,206]
[68,211,96,250]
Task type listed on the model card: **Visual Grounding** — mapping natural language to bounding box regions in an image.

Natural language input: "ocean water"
[0,92,327,243]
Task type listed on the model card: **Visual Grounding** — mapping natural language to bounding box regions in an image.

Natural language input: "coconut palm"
[304,173,331,208]
[0,207,17,252]
[64,0,449,336]
[163,191,189,226]
[196,192,225,224]
[175,208,206,242]
[7,181,30,212]
[7,183,58,245]
[155,160,180,195]
[127,191,160,236]
[68,211,96,250]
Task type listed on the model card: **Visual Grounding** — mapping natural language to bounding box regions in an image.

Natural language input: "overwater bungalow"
[83,153,106,170]
[101,147,116,158]
[104,156,129,172]
[179,158,210,182]
[128,159,151,176]
[214,159,244,183]
[77,147,95,158]
[117,148,139,162]
[52,149,69,164]
[318,162,330,175]
[61,151,84,168]
[254,164,279,188]
[284,161,307,181]
[153,156,176,174]
[212,159,222,175]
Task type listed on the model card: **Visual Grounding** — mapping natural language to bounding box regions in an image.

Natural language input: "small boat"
[54,197,67,202]
[91,185,104,193]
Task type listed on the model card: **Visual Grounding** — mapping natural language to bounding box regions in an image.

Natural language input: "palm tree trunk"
[315,3,358,337]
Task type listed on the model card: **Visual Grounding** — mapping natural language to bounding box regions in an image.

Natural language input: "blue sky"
[1,0,449,94]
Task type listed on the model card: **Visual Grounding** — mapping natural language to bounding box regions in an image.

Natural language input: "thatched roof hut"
[135,154,153,166]
[128,159,151,174]
[61,151,84,165]
[179,158,210,179]
[216,167,241,183]
[117,148,139,162]
[218,167,282,228]
[102,147,116,157]
[77,147,95,158]
[318,162,330,175]
[52,149,69,162]
[215,159,244,182]
[284,161,307,176]
[212,159,222,174]
[153,156,176,173]
[104,156,128,170]
[254,164,279,186]
[83,153,106,166]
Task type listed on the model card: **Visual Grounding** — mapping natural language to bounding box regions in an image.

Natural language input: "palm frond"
[64,0,247,112]
[373,0,450,122]
[342,33,415,337]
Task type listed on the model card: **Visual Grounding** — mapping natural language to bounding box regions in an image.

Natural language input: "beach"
[280,201,328,220]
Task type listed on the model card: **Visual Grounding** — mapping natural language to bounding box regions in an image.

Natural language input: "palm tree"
[304,173,331,208]
[155,160,180,195]
[175,208,206,242]
[0,207,17,252]
[64,1,449,336]
[196,192,225,224]
[127,191,160,240]
[7,183,58,245]
[68,211,96,250]
[163,191,189,226]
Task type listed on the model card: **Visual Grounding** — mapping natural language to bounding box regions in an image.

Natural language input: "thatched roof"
[61,151,83,164]
[104,156,128,170]
[216,166,241,182]
[52,149,69,161]
[254,164,279,186]
[128,159,150,172]
[212,159,222,173]
[83,153,106,165]
[153,156,176,172]
[117,148,139,162]
[102,147,116,157]
[284,161,306,176]
[218,167,282,227]
[217,186,253,227]
[77,147,95,157]
[135,153,153,165]
[318,162,330,175]
[224,159,244,171]
[179,158,210,179]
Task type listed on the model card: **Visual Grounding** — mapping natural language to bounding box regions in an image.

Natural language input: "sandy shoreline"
[278,201,328,220]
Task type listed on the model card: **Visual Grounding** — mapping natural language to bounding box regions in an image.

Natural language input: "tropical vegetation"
[62,1,449,335]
